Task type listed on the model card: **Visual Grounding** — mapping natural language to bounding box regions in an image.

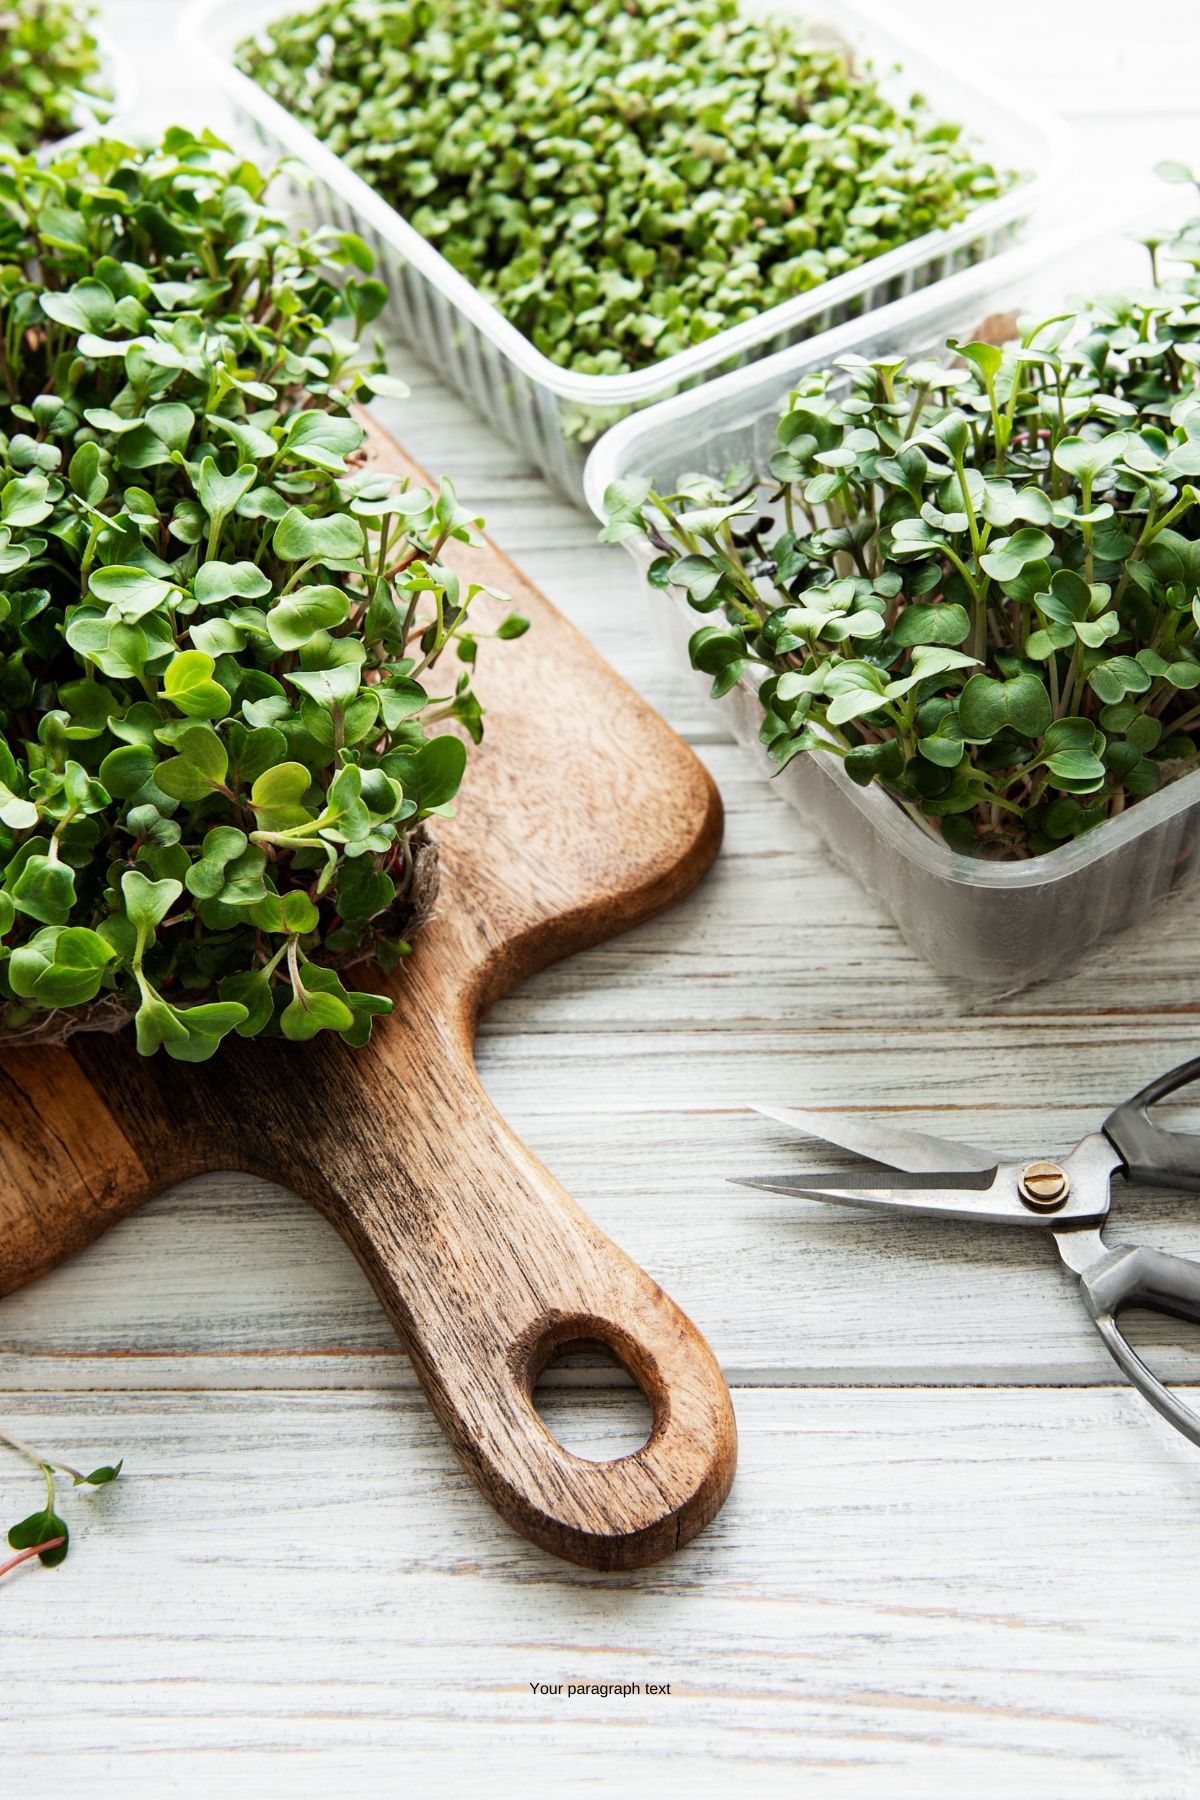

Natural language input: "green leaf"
[121,868,182,933]
[884,645,977,699]
[197,458,257,525]
[958,672,1052,742]
[844,738,905,786]
[163,650,231,720]
[76,1463,123,1487]
[917,709,966,768]
[281,889,320,933]
[88,566,174,621]
[826,687,889,727]
[280,981,355,1041]
[40,277,116,334]
[282,409,364,471]
[408,735,468,814]
[1088,657,1151,706]
[265,585,351,651]
[1155,160,1197,185]
[979,529,1054,583]
[1052,435,1124,484]
[10,853,76,926]
[1,473,53,529]
[8,1505,69,1567]
[1041,717,1107,791]
[250,762,313,830]
[227,724,288,786]
[155,726,229,802]
[949,339,1003,386]
[286,635,367,705]
[272,506,365,563]
[1044,748,1107,790]
[160,1001,249,1062]
[184,827,267,906]
[496,612,530,640]
[217,968,277,1036]
[251,762,312,809]
[69,440,109,506]
[146,402,195,453]
[891,603,971,648]
[8,926,115,1007]
[98,742,158,799]
[134,989,247,1061]
[193,560,273,605]
[0,783,39,831]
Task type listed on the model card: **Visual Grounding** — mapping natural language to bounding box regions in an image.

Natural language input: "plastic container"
[584,220,1200,990]
[183,0,1070,503]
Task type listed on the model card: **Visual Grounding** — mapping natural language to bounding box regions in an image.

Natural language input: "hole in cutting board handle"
[528,1326,657,1463]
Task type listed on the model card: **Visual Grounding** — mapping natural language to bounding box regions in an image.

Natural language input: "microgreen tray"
[184,0,1068,504]
[584,216,1200,991]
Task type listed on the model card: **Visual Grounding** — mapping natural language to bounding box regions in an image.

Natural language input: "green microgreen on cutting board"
[0,1,107,152]
[0,130,525,1057]
[608,177,1200,859]
[236,0,1006,380]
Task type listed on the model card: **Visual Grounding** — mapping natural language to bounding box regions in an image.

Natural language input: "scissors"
[738,1056,1200,1448]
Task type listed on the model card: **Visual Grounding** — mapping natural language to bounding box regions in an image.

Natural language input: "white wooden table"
[5,4,1200,1792]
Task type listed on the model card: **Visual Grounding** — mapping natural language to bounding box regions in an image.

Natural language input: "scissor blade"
[752,1104,997,1175]
[735,1165,1047,1226]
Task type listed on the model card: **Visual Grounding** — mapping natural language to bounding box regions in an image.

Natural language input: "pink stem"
[0,1536,65,1579]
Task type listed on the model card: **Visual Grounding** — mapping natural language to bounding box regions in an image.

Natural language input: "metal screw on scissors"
[737,1056,1200,1449]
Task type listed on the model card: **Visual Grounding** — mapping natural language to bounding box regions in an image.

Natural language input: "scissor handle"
[1077,1243,1200,1448]
[1103,1055,1200,1191]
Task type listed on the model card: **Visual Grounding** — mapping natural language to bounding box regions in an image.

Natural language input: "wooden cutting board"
[0,418,735,1572]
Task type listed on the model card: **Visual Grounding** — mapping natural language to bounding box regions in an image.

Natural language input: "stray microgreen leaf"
[1,1425,122,1577]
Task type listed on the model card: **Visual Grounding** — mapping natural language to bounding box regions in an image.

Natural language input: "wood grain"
[0,423,735,1571]
[5,1384,1200,1798]
[9,0,1200,1789]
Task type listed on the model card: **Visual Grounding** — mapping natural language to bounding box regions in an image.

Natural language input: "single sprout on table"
[0,1423,121,1577]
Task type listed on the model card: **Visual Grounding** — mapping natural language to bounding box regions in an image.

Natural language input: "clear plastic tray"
[584,219,1200,989]
[183,0,1070,503]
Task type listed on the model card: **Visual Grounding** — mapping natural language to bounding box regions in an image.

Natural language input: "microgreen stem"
[0,1538,66,1580]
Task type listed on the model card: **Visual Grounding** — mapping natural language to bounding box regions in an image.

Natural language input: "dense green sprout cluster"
[237,0,1006,378]
[607,191,1200,859]
[0,1,106,152]
[0,131,521,1058]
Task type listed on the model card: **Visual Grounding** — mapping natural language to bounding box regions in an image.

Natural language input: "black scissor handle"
[1104,1055,1200,1192]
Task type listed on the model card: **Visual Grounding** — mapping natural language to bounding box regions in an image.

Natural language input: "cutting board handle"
[287,994,736,1572]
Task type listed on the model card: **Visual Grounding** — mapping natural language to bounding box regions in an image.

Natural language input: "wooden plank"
[11,0,1200,1781]
[2,1386,1199,1797]
[4,1122,1200,1389]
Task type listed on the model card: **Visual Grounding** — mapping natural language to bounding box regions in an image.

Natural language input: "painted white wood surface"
[7,1386,1200,1799]
[5,3,1200,1793]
